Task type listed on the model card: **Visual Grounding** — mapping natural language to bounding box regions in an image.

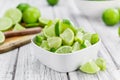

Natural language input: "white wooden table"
[0,0,120,80]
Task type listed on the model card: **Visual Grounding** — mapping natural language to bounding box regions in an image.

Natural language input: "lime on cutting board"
[0,17,13,31]
[0,31,5,44]
[4,8,22,24]
[13,23,25,31]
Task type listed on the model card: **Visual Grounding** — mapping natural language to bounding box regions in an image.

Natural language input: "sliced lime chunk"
[75,31,84,44]
[4,8,22,24]
[40,40,50,50]
[55,46,72,54]
[91,33,99,44]
[13,23,25,31]
[0,31,5,44]
[80,60,100,74]
[47,37,62,49]
[0,17,13,31]
[72,41,80,52]
[60,28,74,46]
[96,57,106,71]
[39,17,50,26]
[82,32,92,42]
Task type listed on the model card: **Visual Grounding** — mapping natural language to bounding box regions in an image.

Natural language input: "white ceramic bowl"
[31,37,101,72]
[74,1,120,18]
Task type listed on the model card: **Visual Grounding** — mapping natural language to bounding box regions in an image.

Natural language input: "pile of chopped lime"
[34,19,100,54]
[80,57,106,74]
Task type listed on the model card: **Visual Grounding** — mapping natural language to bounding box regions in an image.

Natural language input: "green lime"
[47,37,62,49]
[43,25,56,38]
[72,41,80,52]
[55,46,72,54]
[82,32,92,42]
[23,7,41,24]
[96,57,106,71]
[40,40,50,50]
[0,17,13,31]
[60,19,77,34]
[118,27,120,37]
[39,17,50,27]
[4,8,22,24]
[47,0,59,6]
[17,3,31,12]
[55,20,60,36]
[13,23,25,31]
[102,8,119,26]
[25,23,40,28]
[34,35,44,46]
[90,33,99,44]
[0,31,5,44]
[80,60,100,74]
[60,28,74,46]
[75,31,84,44]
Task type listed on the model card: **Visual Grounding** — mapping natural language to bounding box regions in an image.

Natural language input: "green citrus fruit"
[47,0,59,6]
[17,3,31,12]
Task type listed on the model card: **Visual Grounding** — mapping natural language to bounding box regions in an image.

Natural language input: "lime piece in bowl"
[23,7,41,24]
[0,17,13,31]
[55,46,72,54]
[13,23,25,31]
[17,3,31,12]
[102,8,119,26]
[60,28,74,46]
[96,57,106,71]
[0,31,5,44]
[75,31,84,44]
[82,32,92,42]
[4,8,22,24]
[80,60,100,74]
[39,17,50,27]
[90,33,99,45]
[40,40,50,50]
[55,20,60,36]
[34,35,44,46]
[47,37,62,49]
[72,41,80,52]
[43,25,56,38]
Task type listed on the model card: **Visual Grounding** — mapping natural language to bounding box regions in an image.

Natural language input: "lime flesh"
[13,23,25,31]
[0,31,5,44]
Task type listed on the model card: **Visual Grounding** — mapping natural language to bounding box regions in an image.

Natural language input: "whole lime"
[47,0,59,6]
[23,7,41,24]
[102,8,119,26]
[17,3,30,12]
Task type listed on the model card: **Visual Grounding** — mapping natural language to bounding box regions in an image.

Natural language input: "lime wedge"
[13,23,25,31]
[39,17,50,27]
[0,17,13,31]
[43,25,56,38]
[60,19,77,34]
[25,23,40,28]
[118,27,120,37]
[34,35,43,46]
[55,20,60,36]
[47,37,62,49]
[0,31,5,44]
[91,33,99,44]
[75,31,84,44]
[4,8,22,24]
[81,40,91,49]
[40,40,50,50]
[72,41,80,52]
[46,20,53,27]
[55,46,72,54]
[82,32,92,42]
[80,61,100,74]
[60,28,74,46]
[96,57,106,71]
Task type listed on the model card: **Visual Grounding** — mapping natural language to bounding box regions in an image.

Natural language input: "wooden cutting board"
[0,34,35,53]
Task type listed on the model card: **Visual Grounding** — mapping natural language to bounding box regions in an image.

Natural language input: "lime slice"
[60,19,77,34]
[96,57,106,71]
[43,25,56,38]
[47,37,62,49]
[90,33,99,45]
[25,23,40,28]
[17,3,31,12]
[118,27,120,37]
[80,60,100,74]
[72,41,80,52]
[75,31,84,44]
[82,32,92,42]
[60,28,74,46]
[46,20,53,27]
[55,46,72,54]
[0,31,5,44]
[0,17,13,31]
[4,8,22,24]
[39,17,50,27]
[81,40,91,49]
[13,23,25,31]
[40,40,50,50]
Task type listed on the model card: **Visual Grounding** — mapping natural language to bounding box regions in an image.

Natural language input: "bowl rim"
[31,36,101,56]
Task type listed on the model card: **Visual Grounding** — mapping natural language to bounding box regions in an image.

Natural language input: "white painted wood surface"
[0,0,120,80]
